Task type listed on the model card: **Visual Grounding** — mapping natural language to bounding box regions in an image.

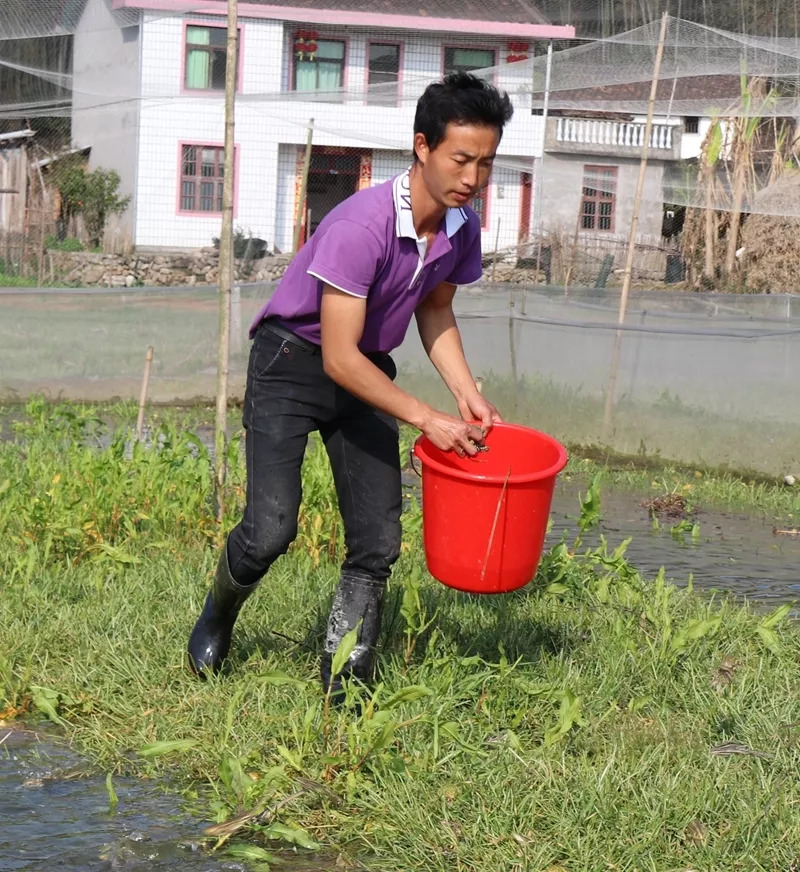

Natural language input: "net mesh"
[2,282,798,476]
[2,1,800,473]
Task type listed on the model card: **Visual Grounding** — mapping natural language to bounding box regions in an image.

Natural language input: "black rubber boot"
[321,573,385,703]
[187,546,256,676]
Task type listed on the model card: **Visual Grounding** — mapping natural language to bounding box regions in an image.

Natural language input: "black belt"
[261,319,321,355]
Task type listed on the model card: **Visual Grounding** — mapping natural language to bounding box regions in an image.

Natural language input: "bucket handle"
[479,467,511,584]
[409,447,422,477]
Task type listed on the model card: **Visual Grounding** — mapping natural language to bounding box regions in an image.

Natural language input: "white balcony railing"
[555,117,675,151]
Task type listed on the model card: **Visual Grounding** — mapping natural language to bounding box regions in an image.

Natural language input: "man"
[188,71,514,694]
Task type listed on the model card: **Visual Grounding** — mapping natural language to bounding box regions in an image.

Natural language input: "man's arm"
[320,285,486,455]
[415,281,501,431]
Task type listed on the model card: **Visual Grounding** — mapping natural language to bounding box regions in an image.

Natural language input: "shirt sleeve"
[306,219,384,299]
[444,211,483,286]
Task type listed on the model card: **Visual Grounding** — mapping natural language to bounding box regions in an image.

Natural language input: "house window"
[293,37,345,93]
[444,47,496,78]
[180,145,225,213]
[367,43,400,105]
[184,25,237,91]
[581,165,617,232]
[683,116,700,134]
[471,188,489,229]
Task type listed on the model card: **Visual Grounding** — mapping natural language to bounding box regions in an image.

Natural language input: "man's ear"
[413,132,429,164]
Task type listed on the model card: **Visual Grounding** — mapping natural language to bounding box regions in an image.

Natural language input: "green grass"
[2,400,800,870]
[0,272,38,287]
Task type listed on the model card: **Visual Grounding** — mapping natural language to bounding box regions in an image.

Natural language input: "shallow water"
[0,725,257,872]
[0,725,333,872]
[550,477,800,605]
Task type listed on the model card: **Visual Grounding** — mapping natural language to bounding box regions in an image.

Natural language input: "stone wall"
[50,249,291,288]
[49,247,551,289]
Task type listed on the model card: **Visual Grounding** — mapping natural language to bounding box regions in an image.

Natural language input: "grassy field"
[2,400,800,870]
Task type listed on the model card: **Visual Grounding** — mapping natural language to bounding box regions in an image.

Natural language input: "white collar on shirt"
[391,169,467,286]
[392,169,467,241]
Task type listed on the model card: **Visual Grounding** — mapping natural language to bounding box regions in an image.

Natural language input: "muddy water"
[550,477,800,605]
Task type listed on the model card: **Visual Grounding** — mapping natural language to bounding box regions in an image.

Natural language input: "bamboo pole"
[292,119,315,256]
[136,346,154,441]
[532,42,553,270]
[214,0,238,525]
[602,11,669,439]
[34,156,47,287]
[491,216,502,282]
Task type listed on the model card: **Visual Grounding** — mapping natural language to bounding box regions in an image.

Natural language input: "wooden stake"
[136,346,154,441]
[602,11,669,438]
[215,0,238,524]
[292,119,315,256]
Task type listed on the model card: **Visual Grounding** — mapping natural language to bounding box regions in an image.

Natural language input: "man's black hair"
[413,71,514,157]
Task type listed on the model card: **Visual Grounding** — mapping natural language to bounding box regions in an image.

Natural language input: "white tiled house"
[71,0,574,254]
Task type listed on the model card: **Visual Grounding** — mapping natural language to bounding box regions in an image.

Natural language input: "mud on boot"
[187,545,257,676]
[321,573,385,704]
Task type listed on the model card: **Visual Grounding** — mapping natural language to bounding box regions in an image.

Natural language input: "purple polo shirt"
[249,170,483,353]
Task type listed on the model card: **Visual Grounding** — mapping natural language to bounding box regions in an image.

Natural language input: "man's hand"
[421,410,487,457]
[415,283,502,443]
[456,390,502,434]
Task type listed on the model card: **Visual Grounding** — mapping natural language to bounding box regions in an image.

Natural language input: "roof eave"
[112,0,576,38]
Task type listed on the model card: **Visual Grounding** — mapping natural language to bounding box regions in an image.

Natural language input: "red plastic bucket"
[412,423,567,594]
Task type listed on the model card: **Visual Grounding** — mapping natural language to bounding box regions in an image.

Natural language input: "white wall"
[72,0,142,246]
[134,15,546,250]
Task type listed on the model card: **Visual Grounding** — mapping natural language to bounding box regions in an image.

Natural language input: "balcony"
[545,117,681,160]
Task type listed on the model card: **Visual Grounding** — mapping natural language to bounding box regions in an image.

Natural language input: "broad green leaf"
[381,685,432,709]
[275,744,302,770]
[262,821,319,850]
[330,626,359,678]
[105,772,118,812]
[226,843,281,866]
[138,739,198,757]
[93,543,141,565]
[756,625,782,655]
[439,721,463,742]
[760,603,792,630]
[30,686,65,726]
[544,690,586,746]
[578,476,601,532]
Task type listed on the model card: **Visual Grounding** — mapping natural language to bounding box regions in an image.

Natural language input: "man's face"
[414,122,500,211]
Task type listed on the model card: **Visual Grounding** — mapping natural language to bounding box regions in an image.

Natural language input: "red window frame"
[179,144,225,214]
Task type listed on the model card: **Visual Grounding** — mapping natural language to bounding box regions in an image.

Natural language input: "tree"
[52,162,130,249]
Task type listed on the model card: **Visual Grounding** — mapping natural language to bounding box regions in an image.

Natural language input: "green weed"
[3,401,800,869]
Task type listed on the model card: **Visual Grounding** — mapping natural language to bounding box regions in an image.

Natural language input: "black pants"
[227,321,403,588]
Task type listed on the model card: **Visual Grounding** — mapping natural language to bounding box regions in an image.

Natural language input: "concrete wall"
[72,0,141,249]
[538,152,665,240]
